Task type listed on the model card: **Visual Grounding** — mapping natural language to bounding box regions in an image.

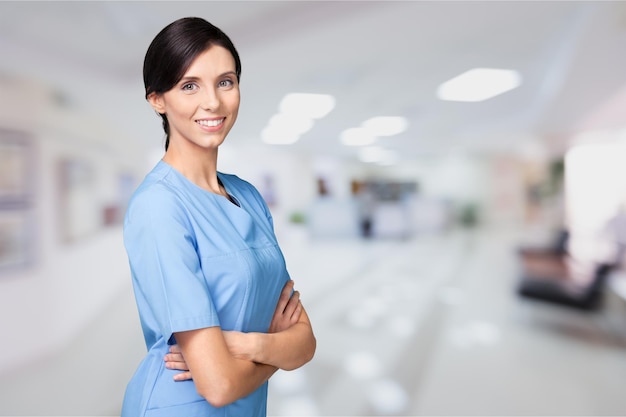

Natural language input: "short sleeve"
[124,185,220,345]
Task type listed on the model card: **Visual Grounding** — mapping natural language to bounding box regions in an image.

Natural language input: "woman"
[122,17,316,416]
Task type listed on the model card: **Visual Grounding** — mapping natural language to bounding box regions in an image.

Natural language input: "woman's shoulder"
[127,164,187,219]
[133,174,179,203]
[218,172,260,195]
[218,171,251,187]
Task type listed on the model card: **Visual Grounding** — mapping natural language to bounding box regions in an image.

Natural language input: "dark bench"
[517,257,614,311]
[516,230,614,310]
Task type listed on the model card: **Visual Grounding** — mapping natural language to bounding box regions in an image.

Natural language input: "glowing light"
[362,116,408,136]
[261,126,300,145]
[262,92,335,145]
[279,93,335,119]
[437,68,522,102]
[340,127,376,146]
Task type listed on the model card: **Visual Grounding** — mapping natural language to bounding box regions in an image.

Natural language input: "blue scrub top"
[122,160,290,417]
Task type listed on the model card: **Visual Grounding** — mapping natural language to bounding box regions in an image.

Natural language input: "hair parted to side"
[143,17,242,151]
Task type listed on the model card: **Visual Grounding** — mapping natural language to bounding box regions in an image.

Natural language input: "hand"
[269,279,302,333]
[220,280,304,362]
[164,344,192,381]
[164,279,304,380]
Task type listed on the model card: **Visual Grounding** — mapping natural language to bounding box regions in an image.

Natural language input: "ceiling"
[1,1,626,164]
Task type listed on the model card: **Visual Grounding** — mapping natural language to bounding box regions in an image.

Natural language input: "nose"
[200,87,220,111]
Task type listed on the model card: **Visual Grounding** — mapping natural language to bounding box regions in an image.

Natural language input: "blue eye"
[218,79,234,88]
[181,83,197,91]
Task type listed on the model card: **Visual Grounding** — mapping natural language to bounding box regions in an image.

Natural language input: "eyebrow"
[179,71,238,82]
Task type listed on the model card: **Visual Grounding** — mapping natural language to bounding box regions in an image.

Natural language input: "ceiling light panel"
[261,126,300,145]
[340,127,377,146]
[279,93,336,119]
[262,92,336,146]
[362,116,408,136]
[268,113,314,136]
[436,68,522,102]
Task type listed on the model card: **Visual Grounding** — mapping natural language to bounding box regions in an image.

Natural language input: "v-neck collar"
[158,160,241,208]
[217,173,240,207]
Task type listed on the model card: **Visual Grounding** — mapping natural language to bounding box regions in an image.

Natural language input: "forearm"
[254,321,316,370]
[175,328,277,408]
[205,358,277,404]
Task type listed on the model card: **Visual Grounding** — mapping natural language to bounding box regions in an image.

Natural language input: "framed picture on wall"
[102,172,136,226]
[0,129,34,274]
[0,209,32,271]
[0,129,33,206]
[57,157,100,242]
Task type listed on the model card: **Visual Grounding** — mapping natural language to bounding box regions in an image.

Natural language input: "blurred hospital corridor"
[1,226,626,416]
[3,1,626,416]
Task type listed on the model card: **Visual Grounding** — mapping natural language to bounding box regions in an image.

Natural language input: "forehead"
[184,46,236,76]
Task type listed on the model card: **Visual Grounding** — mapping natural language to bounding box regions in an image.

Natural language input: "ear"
[147,92,165,114]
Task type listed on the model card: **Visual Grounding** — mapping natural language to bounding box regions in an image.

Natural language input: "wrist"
[253,332,270,364]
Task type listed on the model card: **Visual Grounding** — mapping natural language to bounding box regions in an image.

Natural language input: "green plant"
[289,212,307,224]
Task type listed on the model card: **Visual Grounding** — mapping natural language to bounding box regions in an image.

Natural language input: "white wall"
[0,77,142,373]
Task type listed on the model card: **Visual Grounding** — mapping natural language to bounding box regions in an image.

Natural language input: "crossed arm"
[163,280,316,407]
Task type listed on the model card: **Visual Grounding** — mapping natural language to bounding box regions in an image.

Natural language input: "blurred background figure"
[1,1,626,416]
[352,180,375,238]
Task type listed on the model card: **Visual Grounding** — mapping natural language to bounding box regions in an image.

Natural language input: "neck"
[162,146,224,195]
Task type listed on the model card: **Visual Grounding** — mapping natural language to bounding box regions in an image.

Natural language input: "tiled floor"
[1,227,625,416]
[268,227,626,416]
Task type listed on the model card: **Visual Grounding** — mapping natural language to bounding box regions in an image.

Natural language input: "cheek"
[229,89,241,109]
[228,97,240,116]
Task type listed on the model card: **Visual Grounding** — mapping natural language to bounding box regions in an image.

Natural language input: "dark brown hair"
[143,17,242,150]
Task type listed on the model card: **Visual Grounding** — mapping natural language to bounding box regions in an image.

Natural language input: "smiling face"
[148,46,240,155]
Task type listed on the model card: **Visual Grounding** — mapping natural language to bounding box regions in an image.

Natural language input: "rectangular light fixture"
[436,68,522,102]
[362,116,408,137]
[279,93,336,119]
[262,92,336,145]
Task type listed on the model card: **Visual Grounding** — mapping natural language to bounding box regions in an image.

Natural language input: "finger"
[164,353,185,362]
[165,360,189,371]
[275,280,294,314]
[290,300,303,323]
[173,371,193,381]
[169,344,182,354]
[283,290,300,317]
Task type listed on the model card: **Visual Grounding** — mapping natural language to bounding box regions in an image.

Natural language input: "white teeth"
[197,118,224,127]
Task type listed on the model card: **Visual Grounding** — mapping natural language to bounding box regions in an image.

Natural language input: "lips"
[196,118,225,127]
